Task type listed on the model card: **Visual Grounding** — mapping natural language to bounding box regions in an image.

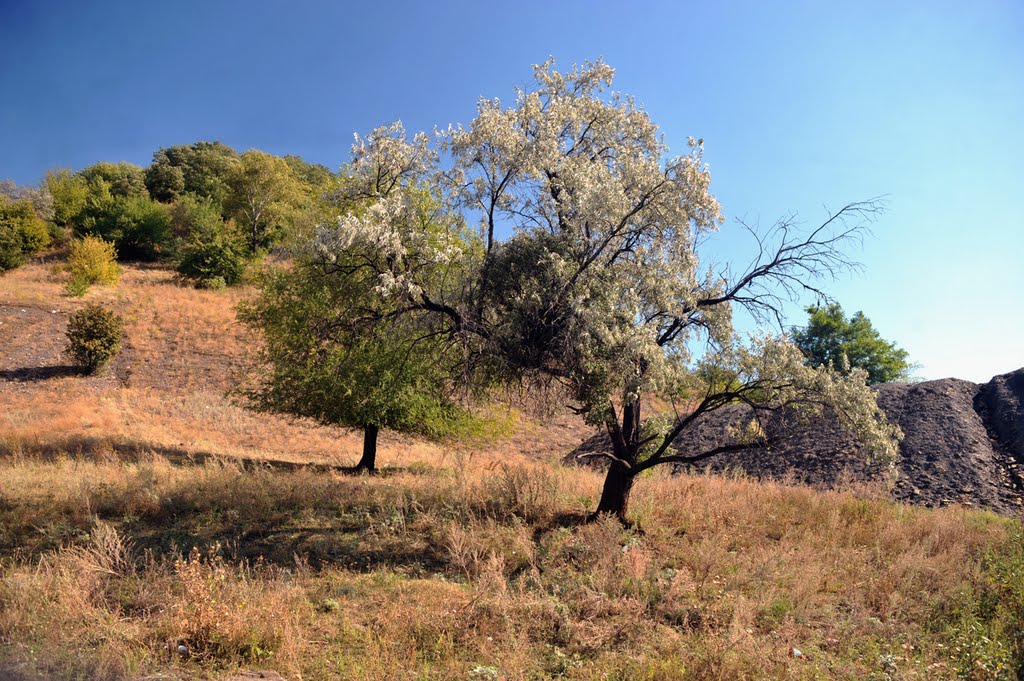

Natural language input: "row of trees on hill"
[238,59,905,522]
[3,142,333,287]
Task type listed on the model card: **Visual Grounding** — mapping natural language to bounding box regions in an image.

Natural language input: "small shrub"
[65,304,124,373]
[66,236,121,296]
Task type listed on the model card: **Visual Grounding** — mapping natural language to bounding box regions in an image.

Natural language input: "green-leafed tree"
[46,169,89,226]
[239,165,478,469]
[239,264,466,471]
[145,142,240,209]
[0,195,51,272]
[79,162,148,200]
[172,195,247,288]
[168,194,225,243]
[144,150,186,202]
[226,150,304,254]
[793,303,913,384]
[77,194,173,261]
[283,154,334,192]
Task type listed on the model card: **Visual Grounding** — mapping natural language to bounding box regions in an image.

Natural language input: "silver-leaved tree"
[249,59,901,519]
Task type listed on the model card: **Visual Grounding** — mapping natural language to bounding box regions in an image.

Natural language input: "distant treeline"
[1,142,338,287]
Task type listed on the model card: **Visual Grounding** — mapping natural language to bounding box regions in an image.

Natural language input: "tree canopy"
[80,162,148,200]
[793,303,914,384]
[225,150,305,253]
[145,141,240,207]
[46,169,88,226]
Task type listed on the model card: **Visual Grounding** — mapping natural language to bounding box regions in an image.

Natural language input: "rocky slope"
[566,369,1024,515]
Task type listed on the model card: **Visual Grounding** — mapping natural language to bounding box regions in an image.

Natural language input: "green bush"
[46,168,89,226]
[65,304,124,374]
[0,198,51,272]
[173,198,247,287]
[169,195,224,242]
[77,195,173,261]
[177,238,246,288]
[66,236,121,296]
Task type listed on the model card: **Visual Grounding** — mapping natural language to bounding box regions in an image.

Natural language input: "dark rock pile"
[566,369,1024,515]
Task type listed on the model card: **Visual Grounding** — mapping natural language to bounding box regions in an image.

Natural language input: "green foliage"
[282,154,334,191]
[172,195,248,288]
[0,196,51,272]
[943,529,1024,680]
[178,238,246,288]
[226,150,305,253]
[79,162,148,199]
[238,253,472,442]
[65,303,124,373]
[169,194,227,242]
[145,141,240,209]
[144,151,186,202]
[65,236,121,296]
[77,194,174,260]
[793,303,913,384]
[46,169,89,225]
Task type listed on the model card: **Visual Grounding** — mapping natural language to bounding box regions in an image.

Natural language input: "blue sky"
[2,0,1021,381]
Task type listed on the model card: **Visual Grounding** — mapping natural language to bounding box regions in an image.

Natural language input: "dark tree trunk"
[355,424,378,472]
[590,461,636,523]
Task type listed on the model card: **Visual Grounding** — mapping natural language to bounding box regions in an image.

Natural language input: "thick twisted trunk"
[355,424,378,472]
[588,398,642,523]
[590,461,636,523]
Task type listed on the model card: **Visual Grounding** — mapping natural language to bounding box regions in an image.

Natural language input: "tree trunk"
[250,219,259,254]
[590,461,636,524]
[355,424,378,472]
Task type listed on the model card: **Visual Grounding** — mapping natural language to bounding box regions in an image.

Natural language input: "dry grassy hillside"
[0,262,588,467]
[1,263,1023,680]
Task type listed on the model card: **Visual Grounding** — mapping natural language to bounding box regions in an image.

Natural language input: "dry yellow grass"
[1,455,1021,680]
[1,262,587,469]
[1,261,1023,679]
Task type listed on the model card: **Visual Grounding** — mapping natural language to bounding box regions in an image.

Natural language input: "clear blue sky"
[2,0,1021,382]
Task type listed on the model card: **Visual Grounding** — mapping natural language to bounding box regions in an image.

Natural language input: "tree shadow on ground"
[0,365,83,382]
[130,520,450,575]
[0,435,406,476]
[531,512,590,542]
[0,438,437,574]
